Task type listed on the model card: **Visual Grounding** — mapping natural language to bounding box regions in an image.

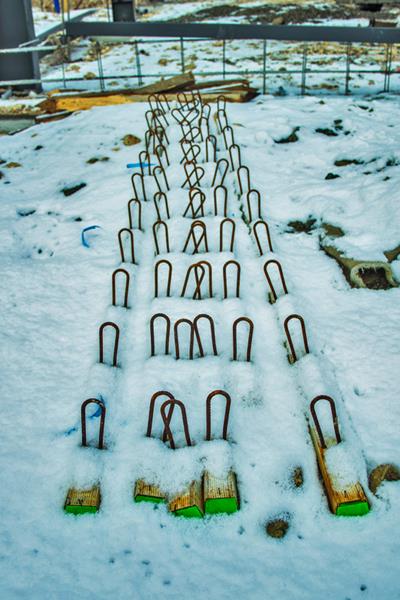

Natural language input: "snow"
[1,22,400,600]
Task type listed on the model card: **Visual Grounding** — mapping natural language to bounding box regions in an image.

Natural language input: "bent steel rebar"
[246,189,262,222]
[206,390,231,441]
[206,135,217,163]
[194,314,218,357]
[131,171,147,202]
[118,228,135,264]
[150,313,171,356]
[199,117,209,143]
[263,259,288,302]
[310,395,341,449]
[154,259,173,298]
[284,314,310,363]
[146,390,175,438]
[223,260,241,299]
[160,398,192,450]
[214,185,228,217]
[222,125,235,150]
[211,158,229,188]
[183,187,206,219]
[174,318,195,360]
[153,164,170,193]
[220,218,236,253]
[153,220,170,255]
[81,398,106,450]
[99,321,120,367]
[229,144,242,172]
[232,317,254,362]
[155,143,170,169]
[217,95,227,112]
[153,191,170,221]
[216,108,229,134]
[183,220,209,254]
[182,161,205,188]
[237,165,251,196]
[180,141,201,165]
[139,150,152,177]
[181,261,213,300]
[128,198,142,231]
[112,268,130,308]
[253,220,273,255]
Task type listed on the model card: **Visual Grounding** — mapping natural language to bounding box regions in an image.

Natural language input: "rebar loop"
[237,165,251,196]
[310,395,341,449]
[174,318,195,359]
[180,141,202,165]
[199,116,210,142]
[131,172,147,202]
[229,144,242,172]
[206,135,217,163]
[146,390,175,438]
[183,220,209,254]
[217,95,227,112]
[283,314,310,363]
[153,191,171,221]
[160,398,192,449]
[128,198,142,230]
[81,398,106,450]
[181,261,213,299]
[214,185,228,217]
[118,228,135,264]
[181,124,202,145]
[206,390,231,441]
[246,189,262,222]
[139,150,152,176]
[194,314,218,357]
[155,143,170,169]
[150,313,171,356]
[154,259,173,298]
[263,259,288,302]
[99,321,120,367]
[153,164,170,193]
[253,220,273,255]
[183,161,205,188]
[112,268,130,308]
[220,218,236,253]
[183,188,206,219]
[211,158,229,188]
[201,102,211,121]
[153,220,170,255]
[216,108,229,134]
[222,125,235,150]
[232,317,254,362]
[223,260,241,299]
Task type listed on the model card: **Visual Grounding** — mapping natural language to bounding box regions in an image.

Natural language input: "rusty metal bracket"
[153,220,170,255]
[183,161,205,188]
[174,318,195,359]
[229,144,242,172]
[183,220,209,254]
[206,390,231,441]
[150,313,171,356]
[222,126,235,150]
[181,261,213,299]
[154,259,173,298]
[99,321,120,367]
[153,191,171,221]
[81,398,106,450]
[237,165,250,196]
[118,228,135,264]
[131,171,147,202]
[214,185,228,217]
[160,398,192,449]
[232,317,254,362]
[206,135,217,163]
[211,158,229,188]
[283,313,310,363]
[194,314,218,357]
[183,188,206,219]
[310,395,341,449]
[146,390,175,438]
[223,260,241,299]
[263,259,288,302]
[253,220,273,255]
[246,189,262,222]
[153,164,170,193]
[112,268,130,308]
[128,198,142,231]
[220,218,235,252]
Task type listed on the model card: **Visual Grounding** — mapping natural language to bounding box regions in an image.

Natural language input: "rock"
[292,466,304,488]
[6,162,22,168]
[287,218,317,234]
[272,16,285,25]
[266,517,290,539]
[86,156,110,164]
[322,223,345,238]
[61,182,87,197]
[369,464,400,494]
[325,173,340,180]
[315,127,338,137]
[275,127,300,144]
[84,72,97,80]
[334,158,363,167]
[122,134,141,146]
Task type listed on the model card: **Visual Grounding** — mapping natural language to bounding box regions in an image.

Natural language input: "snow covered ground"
[0,89,399,598]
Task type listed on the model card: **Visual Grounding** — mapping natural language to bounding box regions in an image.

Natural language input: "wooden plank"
[169,480,204,518]
[64,485,101,515]
[203,471,239,514]
[134,479,165,503]
[309,427,369,516]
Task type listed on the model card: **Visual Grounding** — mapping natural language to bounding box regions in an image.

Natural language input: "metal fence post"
[384,43,393,93]
[301,43,308,95]
[180,37,185,73]
[222,38,226,80]
[345,42,351,95]
[96,41,105,91]
[135,40,143,86]
[262,39,267,94]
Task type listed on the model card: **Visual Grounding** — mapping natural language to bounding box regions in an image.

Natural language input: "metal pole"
[180,37,185,73]
[345,42,351,95]
[96,41,105,91]
[135,40,143,86]
[383,43,393,93]
[222,39,226,80]
[301,43,308,95]
[262,39,267,94]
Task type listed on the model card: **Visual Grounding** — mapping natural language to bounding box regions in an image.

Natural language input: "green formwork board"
[336,501,370,517]
[135,495,165,504]
[173,506,204,519]
[205,497,239,515]
[64,504,99,516]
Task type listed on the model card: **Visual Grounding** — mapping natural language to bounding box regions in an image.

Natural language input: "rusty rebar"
[246,189,262,222]
[81,398,106,450]
[112,268,130,308]
[118,228,135,264]
[174,318,195,360]
[310,395,341,449]
[128,199,142,231]
[146,390,175,438]
[220,218,235,253]
[99,321,120,367]
[154,259,173,298]
[223,260,241,299]
[211,158,229,187]
[153,220,170,255]
[206,390,231,441]
[153,191,170,221]
[232,317,254,362]
[183,220,209,254]
[194,314,218,357]
[150,313,171,356]
[253,220,273,255]
[214,185,228,217]
[263,259,288,302]
[284,314,309,363]
[160,398,192,449]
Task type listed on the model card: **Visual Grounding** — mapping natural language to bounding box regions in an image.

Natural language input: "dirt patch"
[357,266,392,290]
[369,464,400,494]
[266,516,290,538]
